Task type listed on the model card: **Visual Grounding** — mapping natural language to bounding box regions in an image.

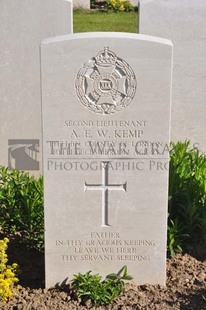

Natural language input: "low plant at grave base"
[167,218,189,258]
[72,265,133,306]
[106,0,134,12]
[0,238,19,301]
[168,141,206,257]
[0,167,44,251]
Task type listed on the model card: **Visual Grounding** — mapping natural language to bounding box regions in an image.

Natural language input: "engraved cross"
[84,161,127,227]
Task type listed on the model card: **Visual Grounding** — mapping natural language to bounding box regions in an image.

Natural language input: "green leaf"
[122,275,133,281]
[123,265,128,277]
[106,273,118,280]
[117,265,126,277]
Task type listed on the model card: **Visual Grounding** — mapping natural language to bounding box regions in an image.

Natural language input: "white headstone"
[41,32,173,288]
[130,0,138,7]
[139,0,206,152]
[0,0,73,175]
[73,0,90,9]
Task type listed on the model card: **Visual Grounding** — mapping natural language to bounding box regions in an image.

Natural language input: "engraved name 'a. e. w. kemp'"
[75,47,137,115]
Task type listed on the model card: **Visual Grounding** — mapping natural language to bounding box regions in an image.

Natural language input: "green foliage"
[72,265,133,306]
[167,219,189,257]
[0,167,44,250]
[106,0,134,12]
[168,141,206,257]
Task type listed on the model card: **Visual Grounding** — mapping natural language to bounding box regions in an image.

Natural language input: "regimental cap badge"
[75,47,137,115]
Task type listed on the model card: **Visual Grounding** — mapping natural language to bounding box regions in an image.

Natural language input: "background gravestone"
[130,0,139,7]
[41,32,173,288]
[0,0,72,176]
[139,0,206,152]
[73,0,90,9]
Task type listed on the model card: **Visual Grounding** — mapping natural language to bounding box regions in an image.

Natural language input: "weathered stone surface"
[139,0,206,152]
[41,32,172,288]
[0,0,72,175]
[73,0,90,9]
[130,0,139,7]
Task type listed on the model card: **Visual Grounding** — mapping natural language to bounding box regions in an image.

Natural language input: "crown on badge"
[95,47,117,66]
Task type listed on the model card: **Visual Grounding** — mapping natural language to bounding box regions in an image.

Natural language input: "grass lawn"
[73,10,138,33]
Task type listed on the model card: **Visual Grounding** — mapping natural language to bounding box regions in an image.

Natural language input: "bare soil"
[1,235,206,309]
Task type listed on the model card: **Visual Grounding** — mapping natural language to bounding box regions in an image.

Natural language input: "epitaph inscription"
[58,233,154,262]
